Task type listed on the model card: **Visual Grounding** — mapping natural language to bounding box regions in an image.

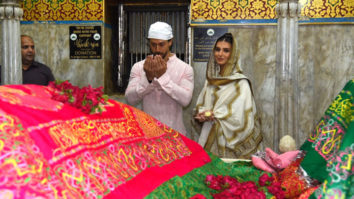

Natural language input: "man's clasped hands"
[143,54,167,81]
[144,54,214,123]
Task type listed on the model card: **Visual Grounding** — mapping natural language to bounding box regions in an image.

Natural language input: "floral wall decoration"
[21,0,103,21]
[191,0,354,25]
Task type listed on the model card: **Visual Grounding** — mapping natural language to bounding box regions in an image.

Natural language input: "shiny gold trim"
[212,120,262,158]
[219,81,240,120]
[216,125,225,156]
[231,122,255,150]
[212,86,219,108]
[232,128,263,158]
[238,141,260,159]
[215,110,261,158]
[227,107,253,142]
[204,121,219,151]
[207,78,236,85]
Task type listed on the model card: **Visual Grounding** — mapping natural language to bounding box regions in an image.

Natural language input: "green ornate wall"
[191,0,354,25]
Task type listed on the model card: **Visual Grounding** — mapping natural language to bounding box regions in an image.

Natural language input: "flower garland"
[190,173,284,199]
[48,80,108,114]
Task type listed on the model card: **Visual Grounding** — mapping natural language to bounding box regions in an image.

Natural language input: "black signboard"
[193,27,228,62]
[69,26,102,59]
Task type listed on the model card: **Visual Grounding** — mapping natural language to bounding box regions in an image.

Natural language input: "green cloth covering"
[300,79,354,198]
[145,153,274,199]
[309,120,354,199]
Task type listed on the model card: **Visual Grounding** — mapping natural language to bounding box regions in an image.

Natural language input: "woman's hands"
[194,110,215,122]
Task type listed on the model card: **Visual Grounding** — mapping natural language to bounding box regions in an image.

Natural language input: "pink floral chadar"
[0,84,210,199]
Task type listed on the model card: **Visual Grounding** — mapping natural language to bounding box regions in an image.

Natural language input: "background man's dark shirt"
[23,61,55,85]
[0,61,55,85]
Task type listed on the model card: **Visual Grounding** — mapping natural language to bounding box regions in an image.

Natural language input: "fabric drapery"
[300,79,354,198]
[0,84,209,199]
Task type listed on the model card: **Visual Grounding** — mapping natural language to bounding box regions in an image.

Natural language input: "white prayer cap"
[148,21,173,40]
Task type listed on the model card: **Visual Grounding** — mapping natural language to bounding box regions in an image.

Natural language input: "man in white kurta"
[125,22,194,135]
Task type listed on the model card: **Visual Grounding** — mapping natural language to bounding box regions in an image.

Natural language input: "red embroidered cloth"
[0,85,210,199]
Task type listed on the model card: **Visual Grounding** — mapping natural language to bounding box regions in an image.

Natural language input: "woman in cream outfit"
[194,33,262,159]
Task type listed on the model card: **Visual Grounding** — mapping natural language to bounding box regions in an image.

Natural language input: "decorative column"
[117,3,124,90]
[274,0,301,151]
[0,0,23,85]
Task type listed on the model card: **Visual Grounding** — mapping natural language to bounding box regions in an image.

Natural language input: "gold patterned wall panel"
[21,0,103,21]
[191,0,277,20]
[300,0,353,19]
[191,0,354,25]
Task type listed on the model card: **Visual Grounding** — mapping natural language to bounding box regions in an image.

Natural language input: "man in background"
[20,35,55,85]
[0,35,55,85]
[125,21,194,136]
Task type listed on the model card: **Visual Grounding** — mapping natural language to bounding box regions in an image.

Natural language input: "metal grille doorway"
[117,5,189,92]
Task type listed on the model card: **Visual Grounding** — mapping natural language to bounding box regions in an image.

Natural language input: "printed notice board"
[193,27,228,62]
[69,26,102,59]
